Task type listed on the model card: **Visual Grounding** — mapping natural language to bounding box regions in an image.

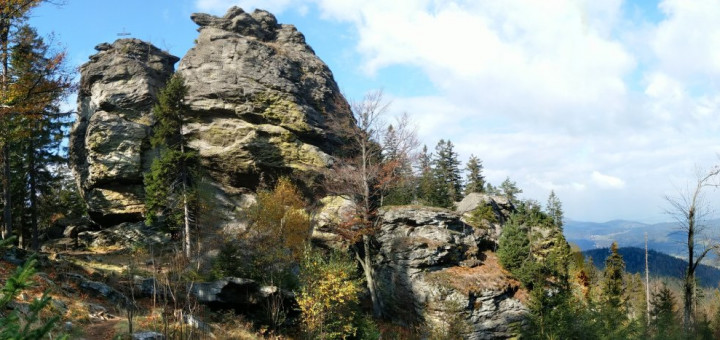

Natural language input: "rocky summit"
[178,7,355,190]
[70,7,355,228]
[70,39,178,226]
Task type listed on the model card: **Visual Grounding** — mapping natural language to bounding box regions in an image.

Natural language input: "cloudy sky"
[29,0,720,223]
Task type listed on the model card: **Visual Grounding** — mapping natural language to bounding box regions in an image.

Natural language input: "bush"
[0,238,67,339]
[297,248,361,340]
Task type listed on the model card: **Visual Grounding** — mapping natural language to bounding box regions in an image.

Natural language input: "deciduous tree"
[664,166,720,330]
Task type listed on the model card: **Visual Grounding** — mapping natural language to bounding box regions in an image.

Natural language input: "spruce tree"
[416,145,435,205]
[650,283,680,339]
[499,177,522,203]
[431,139,462,207]
[0,4,71,241]
[601,242,631,337]
[464,154,485,195]
[545,190,563,230]
[144,74,196,258]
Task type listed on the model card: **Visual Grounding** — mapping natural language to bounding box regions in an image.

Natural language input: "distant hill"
[564,219,702,257]
[583,247,720,288]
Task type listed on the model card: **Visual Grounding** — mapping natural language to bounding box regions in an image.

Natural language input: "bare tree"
[665,166,720,330]
[323,90,387,318]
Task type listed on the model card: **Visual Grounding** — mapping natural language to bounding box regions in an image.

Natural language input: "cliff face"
[70,7,355,227]
[177,7,355,191]
[69,39,178,226]
[374,206,527,339]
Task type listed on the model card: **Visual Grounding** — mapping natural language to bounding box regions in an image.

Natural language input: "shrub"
[297,248,361,340]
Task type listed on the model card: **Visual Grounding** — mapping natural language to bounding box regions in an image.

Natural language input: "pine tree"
[650,283,680,339]
[6,26,70,250]
[431,139,462,207]
[144,74,196,258]
[545,190,563,230]
[416,144,435,205]
[499,177,522,203]
[601,242,630,336]
[0,3,71,241]
[464,154,485,195]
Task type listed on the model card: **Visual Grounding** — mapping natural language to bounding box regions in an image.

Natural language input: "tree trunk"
[357,236,381,318]
[29,130,37,250]
[3,143,11,241]
[645,233,650,326]
[684,207,695,329]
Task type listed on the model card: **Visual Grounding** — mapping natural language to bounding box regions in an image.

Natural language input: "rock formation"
[70,39,179,226]
[177,7,355,191]
[70,7,355,228]
[375,206,527,339]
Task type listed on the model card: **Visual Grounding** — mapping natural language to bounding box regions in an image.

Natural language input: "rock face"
[70,39,179,226]
[375,206,527,339]
[177,7,355,192]
[456,193,515,243]
[71,8,355,228]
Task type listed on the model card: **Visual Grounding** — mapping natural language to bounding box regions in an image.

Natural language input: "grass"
[425,251,528,303]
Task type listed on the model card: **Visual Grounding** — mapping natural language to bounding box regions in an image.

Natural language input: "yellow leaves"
[298,249,361,339]
[246,177,311,262]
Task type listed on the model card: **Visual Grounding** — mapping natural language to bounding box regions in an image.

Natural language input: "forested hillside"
[584,247,720,287]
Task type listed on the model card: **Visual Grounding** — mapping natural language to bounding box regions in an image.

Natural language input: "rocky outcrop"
[177,7,355,191]
[375,206,527,339]
[71,8,355,228]
[456,193,515,243]
[190,277,296,320]
[70,39,179,226]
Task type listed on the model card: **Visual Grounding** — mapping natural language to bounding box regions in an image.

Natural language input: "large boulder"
[70,39,179,226]
[374,206,527,339]
[456,193,515,243]
[177,7,355,191]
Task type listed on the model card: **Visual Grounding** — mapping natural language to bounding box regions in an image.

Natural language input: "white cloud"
[190,0,720,222]
[591,171,626,189]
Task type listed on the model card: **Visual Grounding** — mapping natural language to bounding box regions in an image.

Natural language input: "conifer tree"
[7,26,70,250]
[431,139,462,207]
[464,154,485,195]
[601,242,630,336]
[499,177,522,203]
[144,74,196,258]
[650,283,680,339]
[0,2,71,241]
[416,144,435,205]
[545,190,563,230]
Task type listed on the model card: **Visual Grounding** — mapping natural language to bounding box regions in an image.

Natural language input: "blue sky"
[27,0,720,223]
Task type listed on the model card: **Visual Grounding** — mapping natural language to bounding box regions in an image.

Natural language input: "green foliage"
[650,283,682,339]
[545,190,563,230]
[212,178,312,289]
[150,73,188,149]
[499,177,522,203]
[431,139,462,207]
[297,248,362,340]
[144,149,199,231]
[464,154,485,195]
[497,219,530,276]
[0,238,67,339]
[466,204,498,227]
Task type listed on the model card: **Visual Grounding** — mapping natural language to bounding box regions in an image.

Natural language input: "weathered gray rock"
[71,8,355,229]
[189,277,295,313]
[133,331,165,340]
[70,39,178,226]
[311,195,356,249]
[61,273,131,308]
[456,193,515,242]
[77,222,169,249]
[178,7,355,192]
[374,206,527,339]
